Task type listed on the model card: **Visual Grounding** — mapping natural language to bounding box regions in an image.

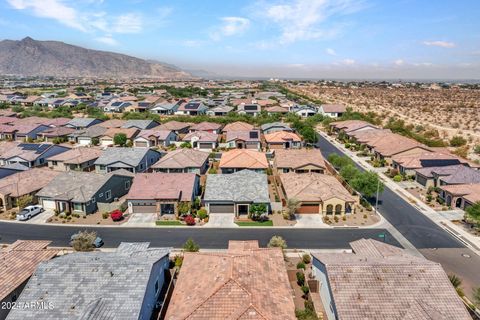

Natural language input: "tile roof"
[66,118,100,128]
[165,240,295,320]
[12,116,70,127]
[274,149,326,170]
[226,130,261,142]
[371,134,427,157]
[260,122,291,132]
[127,173,197,201]
[280,172,355,202]
[157,121,191,131]
[1,143,69,161]
[137,129,173,140]
[101,127,139,139]
[189,121,222,131]
[392,151,461,169]
[70,125,107,138]
[94,148,158,167]
[36,170,132,202]
[219,149,268,170]
[222,121,254,132]
[121,119,159,130]
[0,168,61,197]
[321,104,347,113]
[151,149,209,169]
[7,243,170,320]
[46,147,103,164]
[204,170,270,203]
[183,130,219,142]
[264,131,301,143]
[440,184,480,203]
[264,106,289,113]
[313,239,471,320]
[0,240,58,301]
[330,120,374,132]
[96,119,127,128]
[39,126,76,137]
[416,164,480,184]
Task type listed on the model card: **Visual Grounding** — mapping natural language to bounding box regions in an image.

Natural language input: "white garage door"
[78,138,91,145]
[42,199,56,210]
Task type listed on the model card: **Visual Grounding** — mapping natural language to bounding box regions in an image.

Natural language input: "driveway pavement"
[205,213,237,228]
[26,209,54,224]
[294,214,328,228]
[123,213,156,227]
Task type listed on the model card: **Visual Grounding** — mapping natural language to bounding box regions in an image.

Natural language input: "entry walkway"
[204,213,238,228]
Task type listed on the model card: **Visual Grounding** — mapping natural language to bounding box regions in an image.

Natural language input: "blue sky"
[1,0,480,79]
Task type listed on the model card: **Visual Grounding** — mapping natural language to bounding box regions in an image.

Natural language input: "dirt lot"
[324,210,380,227]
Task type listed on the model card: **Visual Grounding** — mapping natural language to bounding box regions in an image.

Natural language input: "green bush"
[197,209,208,220]
[450,136,467,147]
[393,175,403,182]
[302,253,311,264]
[301,285,310,295]
[296,272,305,286]
[102,212,109,219]
[297,261,306,269]
[183,238,200,252]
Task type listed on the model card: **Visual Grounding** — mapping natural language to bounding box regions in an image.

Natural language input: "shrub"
[268,235,287,249]
[174,255,183,268]
[102,212,109,219]
[449,135,467,147]
[208,167,217,174]
[301,285,310,296]
[184,215,196,226]
[16,194,33,210]
[297,261,306,269]
[334,216,339,223]
[302,253,311,264]
[113,133,127,146]
[249,203,267,220]
[70,231,96,252]
[296,272,305,286]
[110,209,123,221]
[197,209,208,220]
[178,202,190,216]
[474,145,480,155]
[393,175,403,182]
[183,238,199,252]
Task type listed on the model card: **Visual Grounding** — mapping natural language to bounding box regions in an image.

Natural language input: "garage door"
[42,199,56,210]
[78,138,91,145]
[296,204,320,214]
[199,142,212,149]
[131,205,157,213]
[209,204,235,214]
[135,141,148,148]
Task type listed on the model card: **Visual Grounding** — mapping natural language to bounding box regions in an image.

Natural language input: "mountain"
[0,37,191,79]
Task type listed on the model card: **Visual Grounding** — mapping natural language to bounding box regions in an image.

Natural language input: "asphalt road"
[0,221,399,249]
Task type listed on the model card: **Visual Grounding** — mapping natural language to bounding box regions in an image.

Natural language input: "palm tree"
[449,274,465,297]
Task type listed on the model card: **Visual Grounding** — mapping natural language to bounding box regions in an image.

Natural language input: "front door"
[238,204,249,216]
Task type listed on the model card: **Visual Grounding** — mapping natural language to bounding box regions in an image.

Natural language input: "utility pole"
[375,176,380,214]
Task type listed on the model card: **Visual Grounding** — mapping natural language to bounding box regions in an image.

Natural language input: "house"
[37,126,76,142]
[222,121,254,133]
[156,121,191,134]
[392,151,463,175]
[6,243,171,320]
[11,116,70,128]
[189,121,222,134]
[311,238,471,320]
[206,105,233,116]
[219,149,268,173]
[319,104,347,118]
[260,122,293,134]
[99,127,139,146]
[122,119,160,130]
[415,164,480,188]
[133,129,177,148]
[103,100,132,113]
[0,124,19,140]
[225,130,262,150]
[280,172,357,215]
[127,173,200,216]
[204,170,270,216]
[237,103,261,116]
[94,147,162,173]
[367,133,430,164]
[96,119,127,128]
[37,170,133,214]
[47,147,103,172]
[165,240,295,320]
[182,131,218,151]
[0,168,61,210]
[330,120,379,137]
[0,163,28,179]
[0,143,70,168]
[291,105,317,117]
[11,124,51,141]
[151,149,210,174]
[264,131,302,149]
[274,149,326,173]
[65,117,103,130]
[68,125,107,145]
[438,183,480,210]
[0,240,58,320]
[150,101,182,115]
[265,105,289,115]
[176,101,207,115]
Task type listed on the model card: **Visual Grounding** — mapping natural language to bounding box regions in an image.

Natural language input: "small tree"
[180,142,191,149]
[113,133,127,146]
[91,137,100,146]
[465,202,480,229]
[285,198,300,219]
[268,235,287,249]
[16,194,33,210]
[183,238,199,252]
[449,274,465,297]
[339,164,359,182]
[249,203,267,220]
[71,231,97,252]
[351,171,384,198]
[178,202,191,216]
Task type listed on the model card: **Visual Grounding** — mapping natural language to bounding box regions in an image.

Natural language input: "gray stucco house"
[6,242,171,320]
[94,147,162,173]
[203,170,270,217]
[36,170,134,214]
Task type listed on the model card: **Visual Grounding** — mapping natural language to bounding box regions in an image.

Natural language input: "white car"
[16,205,44,221]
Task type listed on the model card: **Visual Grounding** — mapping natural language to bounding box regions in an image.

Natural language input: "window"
[125,181,131,190]
[154,280,159,295]
[52,161,58,166]
[73,203,83,211]
[139,163,144,170]
[105,190,112,200]
[99,193,103,198]
[91,197,96,203]
[99,165,106,170]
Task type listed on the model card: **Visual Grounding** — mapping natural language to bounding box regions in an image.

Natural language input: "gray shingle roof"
[94,148,157,167]
[260,122,292,132]
[416,164,480,184]
[66,118,100,128]
[6,243,170,320]
[121,120,159,130]
[204,170,270,203]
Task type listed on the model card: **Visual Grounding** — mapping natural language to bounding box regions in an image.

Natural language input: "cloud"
[256,0,364,44]
[326,48,336,56]
[394,59,404,66]
[342,58,355,65]
[112,13,143,33]
[423,40,455,48]
[210,16,250,40]
[95,36,118,46]
[7,0,86,31]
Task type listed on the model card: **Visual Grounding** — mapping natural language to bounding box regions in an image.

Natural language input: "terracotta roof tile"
[219,150,268,170]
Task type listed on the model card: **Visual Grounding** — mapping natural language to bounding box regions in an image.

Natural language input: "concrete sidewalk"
[318,130,480,256]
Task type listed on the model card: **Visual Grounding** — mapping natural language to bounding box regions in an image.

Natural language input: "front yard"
[235,220,273,227]
[46,211,128,225]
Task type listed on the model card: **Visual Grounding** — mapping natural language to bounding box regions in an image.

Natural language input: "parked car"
[16,205,44,221]
[110,209,123,221]
[69,232,104,248]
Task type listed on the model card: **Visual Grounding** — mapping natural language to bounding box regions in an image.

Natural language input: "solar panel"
[111,102,122,107]
[249,131,259,139]
[184,103,200,110]
[244,104,258,111]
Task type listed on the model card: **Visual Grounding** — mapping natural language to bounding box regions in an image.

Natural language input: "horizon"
[1,0,480,80]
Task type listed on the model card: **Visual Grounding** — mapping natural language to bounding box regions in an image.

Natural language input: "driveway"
[294,214,328,228]
[25,209,54,224]
[123,213,156,227]
[205,213,238,228]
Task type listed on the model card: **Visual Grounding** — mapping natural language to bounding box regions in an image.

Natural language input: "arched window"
[326,204,333,215]
[335,204,342,215]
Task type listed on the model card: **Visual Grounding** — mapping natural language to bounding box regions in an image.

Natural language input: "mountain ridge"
[0,37,191,79]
